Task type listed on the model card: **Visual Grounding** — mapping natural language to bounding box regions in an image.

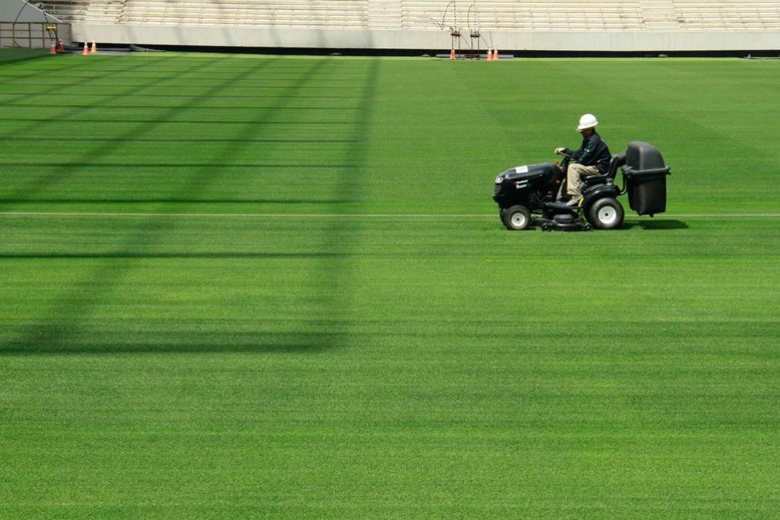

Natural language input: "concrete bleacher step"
[369,0,402,29]
[640,0,680,29]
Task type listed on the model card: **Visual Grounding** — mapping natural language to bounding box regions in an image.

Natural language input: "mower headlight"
[495,175,504,184]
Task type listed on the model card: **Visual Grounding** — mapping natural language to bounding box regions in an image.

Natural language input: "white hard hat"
[577,114,599,131]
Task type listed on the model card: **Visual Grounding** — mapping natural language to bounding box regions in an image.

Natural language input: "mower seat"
[582,152,626,187]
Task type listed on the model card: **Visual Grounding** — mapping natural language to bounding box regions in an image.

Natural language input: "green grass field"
[1,52,779,518]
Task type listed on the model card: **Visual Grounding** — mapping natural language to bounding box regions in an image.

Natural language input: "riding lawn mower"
[492,141,671,231]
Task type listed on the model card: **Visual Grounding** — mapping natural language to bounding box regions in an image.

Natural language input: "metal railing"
[0,21,71,49]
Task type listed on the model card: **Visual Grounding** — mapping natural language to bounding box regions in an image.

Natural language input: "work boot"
[566,196,581,207]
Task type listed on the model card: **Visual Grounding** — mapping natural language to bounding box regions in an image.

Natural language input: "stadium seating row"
[36,0,780,32]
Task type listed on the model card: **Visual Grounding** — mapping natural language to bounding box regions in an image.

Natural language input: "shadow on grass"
[0,199,353,205]
[0,117,354,125]
[0,58,177,131]
[622,219,689,230]
[0,333,341,355]
[3,137,358,144]
[0,162,355,169]
[0,252,346,260]
[5,103,361,111]
[1,57,380,355]
[0,92,366,100]
[0,48,55,64]
[19,81,367,91]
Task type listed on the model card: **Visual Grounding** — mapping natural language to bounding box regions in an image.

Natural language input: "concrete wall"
[73,23,780,52]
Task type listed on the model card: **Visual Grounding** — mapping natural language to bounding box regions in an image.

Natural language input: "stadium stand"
[405,1,645,32]
[120,1,371,29]
[37,0,780,31]
[674,1,780,31]
[33,0,780,51]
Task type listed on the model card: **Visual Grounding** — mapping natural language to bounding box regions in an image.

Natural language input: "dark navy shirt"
[565,132,611,174]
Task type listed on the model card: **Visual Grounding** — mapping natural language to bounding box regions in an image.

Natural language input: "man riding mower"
[555,114,612,207]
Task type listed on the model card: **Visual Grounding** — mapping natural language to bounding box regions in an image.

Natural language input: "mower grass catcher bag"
[623,141,671,216]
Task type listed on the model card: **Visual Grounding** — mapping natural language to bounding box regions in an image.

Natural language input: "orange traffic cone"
[49,42,56,55]
[450,48,456,60]
[57,39,64,53]
[82,41,89,55]
[91,41,97,54]
[493,49,499,61]
[487,49,493,61]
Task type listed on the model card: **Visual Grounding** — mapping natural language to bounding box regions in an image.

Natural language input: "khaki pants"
[566,163,600,197]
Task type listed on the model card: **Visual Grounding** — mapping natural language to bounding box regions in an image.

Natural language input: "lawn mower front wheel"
[503,205,532,231]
